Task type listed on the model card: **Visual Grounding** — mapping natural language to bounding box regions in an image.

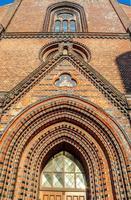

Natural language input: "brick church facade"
[0,0,131,200]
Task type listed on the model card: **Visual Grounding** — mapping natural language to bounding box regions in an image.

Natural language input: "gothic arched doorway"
[0,95,130,200]
[39,151,88,200]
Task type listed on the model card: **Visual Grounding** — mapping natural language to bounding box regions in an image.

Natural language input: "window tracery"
[54,12,77,32]
[40,151,87,190]
[55,73,77,87]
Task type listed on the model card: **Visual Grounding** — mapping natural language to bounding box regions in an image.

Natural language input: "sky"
[118,0,131,5]
[0,0,131,6]
[0,0,14,6]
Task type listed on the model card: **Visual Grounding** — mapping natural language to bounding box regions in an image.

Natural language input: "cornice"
[0,32,130,40]
[0,0,130,39]
[0,48,128,117]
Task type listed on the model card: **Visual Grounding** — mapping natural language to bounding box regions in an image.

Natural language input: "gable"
[0,58,130,137]
[0,45,128,114]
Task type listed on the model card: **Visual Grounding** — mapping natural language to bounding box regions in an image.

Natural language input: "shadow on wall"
[116,51,131,93]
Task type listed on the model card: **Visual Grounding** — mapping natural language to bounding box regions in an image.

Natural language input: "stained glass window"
[40,151,87,190]
[58,13,73,19]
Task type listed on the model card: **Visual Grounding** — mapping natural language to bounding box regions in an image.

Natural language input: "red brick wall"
[6,0,126,33]
[0,38,130,92]
[0,55,130,139]
[119,3,131,21]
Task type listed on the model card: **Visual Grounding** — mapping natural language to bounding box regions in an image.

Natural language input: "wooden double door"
[39,191,86,200]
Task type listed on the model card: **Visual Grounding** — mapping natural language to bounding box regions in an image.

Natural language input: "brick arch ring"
[0,95,130,200]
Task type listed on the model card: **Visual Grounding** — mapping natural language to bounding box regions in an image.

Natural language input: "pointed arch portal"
[0,95,130,200]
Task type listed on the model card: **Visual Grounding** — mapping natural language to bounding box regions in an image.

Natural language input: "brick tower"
[0,1,131,200]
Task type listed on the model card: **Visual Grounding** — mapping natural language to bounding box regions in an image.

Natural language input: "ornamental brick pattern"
[0,96,130,199]
[0,1,131,200]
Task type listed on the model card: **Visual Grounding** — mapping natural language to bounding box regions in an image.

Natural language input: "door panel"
[39,191,86,200]
[39,191,63,200]
[66,196,72,200]
[65,192,86,200]
[50,195,55,200]
[79,196,85,200]
[73,196,78,200]
[56,195,62,200]
[43,195,48,200]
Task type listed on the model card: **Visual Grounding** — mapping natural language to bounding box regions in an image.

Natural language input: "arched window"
[40,151,87,190]
[54,12,77,32]
[43,2,88,32]
[55,20,61,32]
[70,20,76,32]
[63,20,68,32]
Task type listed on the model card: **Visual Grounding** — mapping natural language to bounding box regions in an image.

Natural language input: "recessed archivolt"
[14,123,111,199]
[0,95,130,199]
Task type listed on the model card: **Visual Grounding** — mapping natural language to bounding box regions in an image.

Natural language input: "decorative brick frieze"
[1,32,130,40]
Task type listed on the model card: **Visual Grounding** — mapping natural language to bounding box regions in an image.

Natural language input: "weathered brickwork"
[0,39,51,90]
[0,0,131,200]
[0,38,130,92]
[0,5,9,22]
[120,4,131,21]
[0,59,130,137]
[6,0,126,33]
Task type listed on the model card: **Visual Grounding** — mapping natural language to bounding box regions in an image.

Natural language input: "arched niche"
[39,41,91,62]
